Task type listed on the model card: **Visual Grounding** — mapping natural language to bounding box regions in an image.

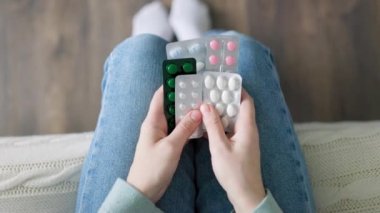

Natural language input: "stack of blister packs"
[163,36,242,138]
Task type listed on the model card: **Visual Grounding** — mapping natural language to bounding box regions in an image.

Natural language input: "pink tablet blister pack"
[175,74,204,138]
[202,71,242,132]
[166,35,239,73]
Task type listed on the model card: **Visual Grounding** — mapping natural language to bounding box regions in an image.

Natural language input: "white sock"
[132,1,173,41]
[169,0,211,41]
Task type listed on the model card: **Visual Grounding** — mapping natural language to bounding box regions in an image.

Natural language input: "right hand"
[200,90,266,213]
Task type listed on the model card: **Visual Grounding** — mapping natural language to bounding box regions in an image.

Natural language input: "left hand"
[127,86,202,203]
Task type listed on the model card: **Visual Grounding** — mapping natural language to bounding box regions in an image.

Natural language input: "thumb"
[200,104,228,146]
[166,110,202,146]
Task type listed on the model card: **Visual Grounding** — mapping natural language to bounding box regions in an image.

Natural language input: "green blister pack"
[163,58,197,133]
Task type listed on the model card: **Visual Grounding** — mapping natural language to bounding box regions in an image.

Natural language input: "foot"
[132,1,174,41]
[169,0,211,41]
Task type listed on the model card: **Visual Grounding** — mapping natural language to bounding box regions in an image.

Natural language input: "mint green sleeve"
[252,190,283,213]
[98,178,163,213]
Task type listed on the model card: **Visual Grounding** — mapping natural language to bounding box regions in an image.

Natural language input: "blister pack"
[202,71,242,132]
[163,58,197,133]
[166,35,239,73]
[175,74,203,138]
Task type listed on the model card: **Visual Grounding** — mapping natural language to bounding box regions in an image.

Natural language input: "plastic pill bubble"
[221,116,229,129]
[166,64,178,74]
[191,81,199,88]
[221,90,234,104]
[179,81,186,89]
[210,89,220,103]
[227,41,237,51]
[204,75,215,89]
[210,39,220,50]
[168,92,175,102]
[226,104,238,117]
[209,55,219,65]
[216,76,228,90]
[225,56,236,66]
[167,78,175,88]
[189,43,204,54]
[215,102,225,115]
[179,103,186,110]
[169,47,186,58]
[179,93,186,99]
[191,103,198,109]
[192,92,199,99]
[228,77,240,90]
[196,61,205,71]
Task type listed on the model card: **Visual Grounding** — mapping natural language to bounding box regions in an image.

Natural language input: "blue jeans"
[75,32,315,213]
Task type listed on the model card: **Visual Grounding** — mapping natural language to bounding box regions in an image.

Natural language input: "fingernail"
[190,110,202,122]
[200,104,210,113]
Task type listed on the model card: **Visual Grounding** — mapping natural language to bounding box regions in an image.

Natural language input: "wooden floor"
[1,0,380,135]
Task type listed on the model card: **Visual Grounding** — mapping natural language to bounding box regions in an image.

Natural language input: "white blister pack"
[166,35,239,73]
[175,74,203,138]
[203,71,242,132]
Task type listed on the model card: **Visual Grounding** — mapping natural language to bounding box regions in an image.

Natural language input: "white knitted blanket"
[0,122,380,213]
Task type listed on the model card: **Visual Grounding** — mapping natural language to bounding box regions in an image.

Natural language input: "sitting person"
[75,0,315,212]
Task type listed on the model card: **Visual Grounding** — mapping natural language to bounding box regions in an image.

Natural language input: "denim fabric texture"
[75,32,315,213]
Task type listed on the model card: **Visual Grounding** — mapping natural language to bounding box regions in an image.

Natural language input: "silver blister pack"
[175,74,203,138]
[166,35,239,73]
[202,71,242,132]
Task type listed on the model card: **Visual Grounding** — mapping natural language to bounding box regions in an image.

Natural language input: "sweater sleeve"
[252,190,283,213]
[98,178,163,213]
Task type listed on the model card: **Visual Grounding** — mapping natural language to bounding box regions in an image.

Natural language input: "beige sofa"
[1,122,380,213]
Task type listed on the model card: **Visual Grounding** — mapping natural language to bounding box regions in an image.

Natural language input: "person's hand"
[200,89,266,213]
[127,86,202,203]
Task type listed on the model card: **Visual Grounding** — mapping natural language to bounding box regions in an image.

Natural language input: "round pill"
[179,81,186,89]
[227,41,237,51]
[228,77,240,90]
[183,63,194,73]
[225,56,236,66]
[196,61,205,71]
[169,105,175,115]
[192,92,199,99]
[209,39,220,50]
[167,78,175,88]
[191,81,199,88]
[168,92,175,102]
[209,55,219,65]
[189,43,204,54]
[179,92,186,99]
[221,90,234,104]
[216,76,228,90]
[169,47,186,58]
[215,102,225,115]
[226,104,238,117]
[204,75,215,89]
[179,103,186,110]
[221,116,229,129]
[166,64,178,74]
[210,89,220,103]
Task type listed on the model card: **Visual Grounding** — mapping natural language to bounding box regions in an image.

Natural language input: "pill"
[192,92,199,99]
[167,78,175,88]
[228,77,240,90]
[215,102,225,115]
[166,64,178,74]
[179,93,186,99]
[210,39,220,50]
[209,55,219,65]
[226,104,238,117]
[169,47,186,58]
[204,75,215,89]
[168,92,175,102]
[196,61,205,71]
[210,89,220,103]
[216,76,228,90]
[225,56,236,66]
[221,90,234,104]
[191,80,199,88]
[221,116,229,129]
[169,105,175,115]
[227,41,237,51]
[191,103,198,109]
[183,63,194,73]
[189,43,205,54]
[179,81,186,89]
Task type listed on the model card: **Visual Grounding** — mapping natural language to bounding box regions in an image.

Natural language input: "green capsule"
[166,64,178,74]
[167,78,175,88]
[168,92,175,102]
[182,63,194,73]
[169,105,175,115]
